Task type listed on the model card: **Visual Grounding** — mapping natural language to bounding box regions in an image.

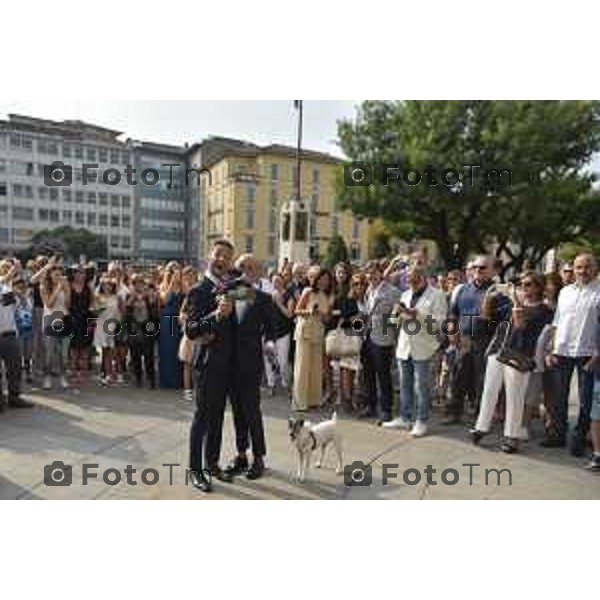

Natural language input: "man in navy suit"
[186,239,237,492]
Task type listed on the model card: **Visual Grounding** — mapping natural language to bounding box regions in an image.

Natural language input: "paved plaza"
[1,382,599,500]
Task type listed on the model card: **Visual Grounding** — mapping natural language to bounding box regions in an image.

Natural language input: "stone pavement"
[1,382,599,500]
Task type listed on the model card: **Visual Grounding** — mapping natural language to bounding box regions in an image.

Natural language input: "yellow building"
[198,139,371,266]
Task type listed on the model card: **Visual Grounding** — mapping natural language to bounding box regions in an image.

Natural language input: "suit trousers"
[362,338,394,417]
[0,334,21,403]
[475,354,530,439]
[447,342,487,418]
[189,365,230,472]
[230,374,267,458]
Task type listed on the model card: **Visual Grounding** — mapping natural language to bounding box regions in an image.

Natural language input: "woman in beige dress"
[293,268,333,411]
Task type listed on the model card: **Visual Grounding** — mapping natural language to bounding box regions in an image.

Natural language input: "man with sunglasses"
[443,255,511,425]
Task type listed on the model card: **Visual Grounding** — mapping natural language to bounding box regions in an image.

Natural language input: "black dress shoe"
[224,455,249,477]
[8,397,34,409]
[209,465,234,483]
[469,428,486,446]
[190,470,212,493]
[501,439,518,454]
[246,458,265,480]
[539,437,566,449]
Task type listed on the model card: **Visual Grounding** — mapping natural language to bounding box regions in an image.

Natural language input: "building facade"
[0,114,135,259]
[132,141,189,263]
[198,137,370,266]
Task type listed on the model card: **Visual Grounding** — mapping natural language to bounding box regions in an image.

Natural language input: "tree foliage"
[337,101,600,273]
[30,226,108,261]
[324,234,349,267]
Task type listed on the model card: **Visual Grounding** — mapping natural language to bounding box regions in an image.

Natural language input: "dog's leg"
[301,452,311,482]
[315,442,327,469]
[334,437,343,474]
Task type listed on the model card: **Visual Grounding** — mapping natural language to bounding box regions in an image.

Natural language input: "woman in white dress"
[94,278,122,385]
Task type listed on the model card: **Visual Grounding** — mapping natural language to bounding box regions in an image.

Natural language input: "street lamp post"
[279,100,310,268]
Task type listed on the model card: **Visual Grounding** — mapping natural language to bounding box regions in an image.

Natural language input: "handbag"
[325,325,362,358]
[494,294,535,373]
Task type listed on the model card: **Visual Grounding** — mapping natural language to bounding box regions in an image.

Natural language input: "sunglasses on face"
[518,281,533,288]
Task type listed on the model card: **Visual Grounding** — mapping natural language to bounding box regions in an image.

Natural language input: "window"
[270,188,277,207]
[110,149,120,163]
[87,213,97,226]
[121,150,130,163]
[122,215,131,228]
[0,182,6,196]
[25,185,33,199]
[0,228,9,243]
[270,164,279,180]
[62,210,72,222]
[26,162,34,176]
[268,236,276,255]
[75,212,85,225]
[76,191,84,204]
[0,159,6,173]
[99,214,108,227]
[313,168,320,184]
[12,207,34,220]
[268,209,277,233]
[353,218,359,239]
[245,209,255,229]
[86,147,96,161]
[311,193,319,211]
[47,142,58,155]
[75,146,83,159]
[351,242,360,261]
[245,235,254,253]
[38,186,48,200]
[110,194,120,208]
[111,215,120,227]
[247,185,256,204]
[23,135,33,149]
[121,195,130,208]
[98,192,108,206]
[63,189,72,203]
[122,236,131,248]
[49,210,59,223]
[63,144,72,158]
[110,237,120,248]
[13,183,23,197]
[50,188,59,201]
[99,148,108,163]
[87,192,97,205]
[38,140,47,154]
[38,209,49,221]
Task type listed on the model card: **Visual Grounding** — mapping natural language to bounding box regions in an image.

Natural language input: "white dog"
[288,412,343,482]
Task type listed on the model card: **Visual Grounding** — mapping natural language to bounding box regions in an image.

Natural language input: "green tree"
[337,101,600,273]
[324,234,349,267]
[30,226,108,261]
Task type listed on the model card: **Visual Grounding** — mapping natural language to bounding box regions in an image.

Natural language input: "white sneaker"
[382,417,411,430]
[42,376,52,390]
[410,420,428,437]
[116,374,125,384]
[183,389,194,402]
[518,425,529,441]
[59,376,69,390]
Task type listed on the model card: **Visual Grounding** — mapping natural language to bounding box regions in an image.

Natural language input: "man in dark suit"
[186,238,237,492]
[223,254,277,481]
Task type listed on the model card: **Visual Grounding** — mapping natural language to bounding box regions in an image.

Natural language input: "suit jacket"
[365,281,401,347]
[395,285,448,361]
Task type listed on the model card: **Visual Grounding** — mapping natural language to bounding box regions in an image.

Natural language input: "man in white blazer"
[384,266,448,436]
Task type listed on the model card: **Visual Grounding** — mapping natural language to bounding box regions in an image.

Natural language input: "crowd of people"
[1,242,600,490]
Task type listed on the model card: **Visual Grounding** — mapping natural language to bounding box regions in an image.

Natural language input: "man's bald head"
[574,253,598,285]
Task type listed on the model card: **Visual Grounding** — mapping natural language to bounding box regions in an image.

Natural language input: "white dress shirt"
[552,279,600,357]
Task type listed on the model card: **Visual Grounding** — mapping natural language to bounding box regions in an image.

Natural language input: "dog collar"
[309,431,318,451]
